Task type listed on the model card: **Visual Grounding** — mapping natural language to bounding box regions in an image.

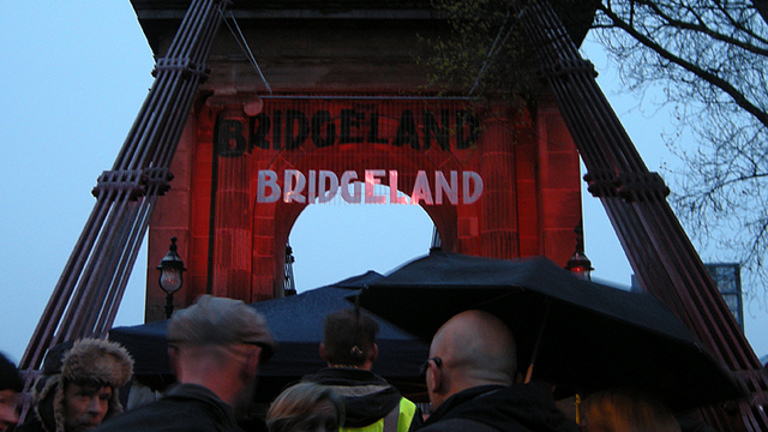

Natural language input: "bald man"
[419,310,577,432]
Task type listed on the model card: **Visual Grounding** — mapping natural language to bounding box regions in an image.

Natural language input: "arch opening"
[288,183,435,293]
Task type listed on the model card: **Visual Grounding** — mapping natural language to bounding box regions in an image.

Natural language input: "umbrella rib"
[524,299,552,384]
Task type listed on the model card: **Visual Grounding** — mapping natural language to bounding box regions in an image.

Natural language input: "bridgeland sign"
[254,169,483,205]
[215,106,481,154]
[213,100,485,205]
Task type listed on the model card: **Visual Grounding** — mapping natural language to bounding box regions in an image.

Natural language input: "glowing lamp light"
[157,237,186,318]
[565,250,594,281]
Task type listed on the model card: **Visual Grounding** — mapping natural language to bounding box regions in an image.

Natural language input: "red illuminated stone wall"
[139,7,582,321]
[146,95,581,319]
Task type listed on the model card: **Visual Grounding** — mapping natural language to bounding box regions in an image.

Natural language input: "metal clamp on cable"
[539,58,598,80]
[153,57,210,82]
[91,169,147,201]
[583,169,618,198]
[615,171,671,203]
[144,167,175,196]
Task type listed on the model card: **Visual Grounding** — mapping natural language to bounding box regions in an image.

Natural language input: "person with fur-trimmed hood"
[17,338,133,432]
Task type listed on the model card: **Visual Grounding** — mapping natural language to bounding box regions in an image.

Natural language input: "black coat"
[93,384,242,432]
[419,383,578,432]
[302,367,422,431]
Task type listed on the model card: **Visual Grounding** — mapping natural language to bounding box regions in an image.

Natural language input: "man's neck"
[178,366,242,405]
[327,362,372,371]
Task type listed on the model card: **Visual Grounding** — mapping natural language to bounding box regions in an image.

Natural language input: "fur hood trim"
[32,338,133,432]
[62,339,133,388]
[31,373,59,432]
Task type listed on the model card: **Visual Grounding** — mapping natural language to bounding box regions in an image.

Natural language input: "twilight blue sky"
[1,1,765,364]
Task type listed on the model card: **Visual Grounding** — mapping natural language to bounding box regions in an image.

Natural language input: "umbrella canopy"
[109,271,429,397]
[358,251,745,411]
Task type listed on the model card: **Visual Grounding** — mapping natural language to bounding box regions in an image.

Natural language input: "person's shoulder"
[400,396,418,409]
[94,398,226,432]
[14,418,45,432]
[419,418,500,432]
[399,397,423,431]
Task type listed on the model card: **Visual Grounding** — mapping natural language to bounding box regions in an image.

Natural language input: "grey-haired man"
[95,295,275,432]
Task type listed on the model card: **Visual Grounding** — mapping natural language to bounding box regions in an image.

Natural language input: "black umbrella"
[109,271,429,399]
[358,251,745,411]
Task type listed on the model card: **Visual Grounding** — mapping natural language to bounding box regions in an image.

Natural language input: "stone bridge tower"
[131,0,587,321]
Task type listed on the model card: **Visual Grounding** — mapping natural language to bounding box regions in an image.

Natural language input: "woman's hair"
[266,382,344,432]
[580,389,680,432]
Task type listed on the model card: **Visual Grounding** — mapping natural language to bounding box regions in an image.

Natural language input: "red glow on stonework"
[149,96,582,303]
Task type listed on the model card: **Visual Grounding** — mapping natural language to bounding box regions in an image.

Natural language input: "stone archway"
[286,187,436,292]
[148,94,582,311]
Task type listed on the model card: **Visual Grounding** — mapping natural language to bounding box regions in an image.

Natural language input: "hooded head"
[32,339,133,432]
[0,353,22,432]
[321,309,379,368]
[0,353,22,394]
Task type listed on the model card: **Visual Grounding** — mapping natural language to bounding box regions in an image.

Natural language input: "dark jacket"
[16,416,47,432]
[93,384,242,432]
[15,390,54,432]
[419,383,578,432]
[302,367,422,431]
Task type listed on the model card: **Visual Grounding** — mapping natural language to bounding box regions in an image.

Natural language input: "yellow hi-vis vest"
[340,397,418,432]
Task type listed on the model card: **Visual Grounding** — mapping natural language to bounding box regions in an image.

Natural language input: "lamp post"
[566,220,594,280]
[157,237,186,319]
[565,250,594,281]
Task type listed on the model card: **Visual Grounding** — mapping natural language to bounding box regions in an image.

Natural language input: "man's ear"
[370,343,379,363]
[319,343,327,362]
[428,361,442,394]
[168,346,180,377]
[244,347,262,380]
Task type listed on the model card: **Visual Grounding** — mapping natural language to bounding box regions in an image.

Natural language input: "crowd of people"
[0,295,706,432]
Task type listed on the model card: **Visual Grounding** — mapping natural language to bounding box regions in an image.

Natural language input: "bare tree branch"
[597,3,768,128]
[425,0,768,289]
